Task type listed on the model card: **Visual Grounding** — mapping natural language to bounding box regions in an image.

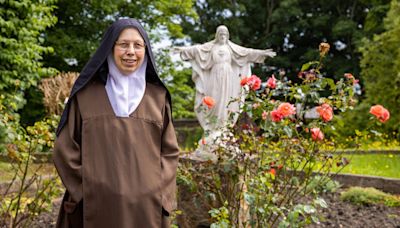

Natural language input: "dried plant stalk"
[39,72,79,115]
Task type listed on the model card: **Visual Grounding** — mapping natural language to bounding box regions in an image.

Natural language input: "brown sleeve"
[53,97,83,203]
[161,98,180,214]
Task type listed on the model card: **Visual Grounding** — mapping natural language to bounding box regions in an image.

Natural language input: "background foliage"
[42,0,197,72]
[0,0,58,147]
[331,0,400,138]
[176,0,391,78]
[174,0,399,137]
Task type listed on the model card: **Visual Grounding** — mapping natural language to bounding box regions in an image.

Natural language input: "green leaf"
[303,205,316,214]
[314,197,328,208]
[301,61,319,71]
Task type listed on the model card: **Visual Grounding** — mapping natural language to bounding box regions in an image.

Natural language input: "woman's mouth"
[123,59,137,66]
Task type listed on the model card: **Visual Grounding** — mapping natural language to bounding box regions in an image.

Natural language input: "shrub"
[341,187,400,207]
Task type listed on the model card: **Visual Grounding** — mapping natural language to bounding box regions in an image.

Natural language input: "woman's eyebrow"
[117,39,145,42]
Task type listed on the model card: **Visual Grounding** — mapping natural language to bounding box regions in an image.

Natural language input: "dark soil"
[29,191,400,227]
[308,191,400,228]
[29,197,61,228]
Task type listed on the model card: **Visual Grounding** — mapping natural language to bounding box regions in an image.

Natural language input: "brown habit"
[53,79,179,227]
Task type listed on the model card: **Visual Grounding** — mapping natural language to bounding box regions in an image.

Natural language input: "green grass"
[0,153,399,184]
[336,153,400,179]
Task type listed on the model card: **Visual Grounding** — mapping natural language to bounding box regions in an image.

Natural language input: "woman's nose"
[126,46,136,55]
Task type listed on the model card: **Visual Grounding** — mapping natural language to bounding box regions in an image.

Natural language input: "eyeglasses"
[115,41,146,52]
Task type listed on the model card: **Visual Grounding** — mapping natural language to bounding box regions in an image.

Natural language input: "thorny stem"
[269,142,315,227]
[13,141,32,228]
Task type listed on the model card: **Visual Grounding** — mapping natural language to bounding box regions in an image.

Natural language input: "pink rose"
[266,75,277,89]
[311,128,324,141]
[262,110,268,120]
[247,75,261,91]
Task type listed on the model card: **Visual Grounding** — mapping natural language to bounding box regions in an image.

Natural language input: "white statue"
[174,25,276,159]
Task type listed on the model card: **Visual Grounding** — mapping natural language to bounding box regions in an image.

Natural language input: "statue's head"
[215,25,229,44]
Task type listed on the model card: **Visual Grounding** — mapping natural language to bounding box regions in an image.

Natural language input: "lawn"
[0,153,399,184]
[337,153,400,179]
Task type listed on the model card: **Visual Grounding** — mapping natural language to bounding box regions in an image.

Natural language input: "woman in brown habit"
[53,18,179,228]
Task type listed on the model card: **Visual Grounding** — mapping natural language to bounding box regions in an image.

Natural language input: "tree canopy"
[43,0,197,72]
[0,0,57,106]
[177,0,391,80]
[0,0,57,151]
[359,0,400,132]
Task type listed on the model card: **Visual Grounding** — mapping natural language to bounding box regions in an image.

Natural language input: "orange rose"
[344,73,354,80]
[316,103,333,122]
[319,42,330,56]
[240,76,249,87]
[311,128,324,141]
[370,105,390,123]
[202,96,215,109]
[269,168,276,176]
[277,102,296,117]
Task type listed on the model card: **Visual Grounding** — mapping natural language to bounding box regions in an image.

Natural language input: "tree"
[39,0,197,119]
[0,2,61,224]
[0,0,57,132]
[0,0,57,106]
[177,0,391,80]
[43,0,197,72]
[359,0,400,133]
[155,49,195,119]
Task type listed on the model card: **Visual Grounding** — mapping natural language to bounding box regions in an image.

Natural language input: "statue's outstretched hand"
[172,46,185,54]
[264,49,277,58]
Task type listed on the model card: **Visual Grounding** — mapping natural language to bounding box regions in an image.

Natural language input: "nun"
[53,18,179,228]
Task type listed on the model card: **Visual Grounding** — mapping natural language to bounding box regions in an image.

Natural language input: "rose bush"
[178,43,391,227]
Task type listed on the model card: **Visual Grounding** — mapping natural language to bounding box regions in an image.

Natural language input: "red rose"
[271,110,283,122]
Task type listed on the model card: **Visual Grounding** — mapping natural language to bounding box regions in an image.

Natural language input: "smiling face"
[113,28,146,75]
